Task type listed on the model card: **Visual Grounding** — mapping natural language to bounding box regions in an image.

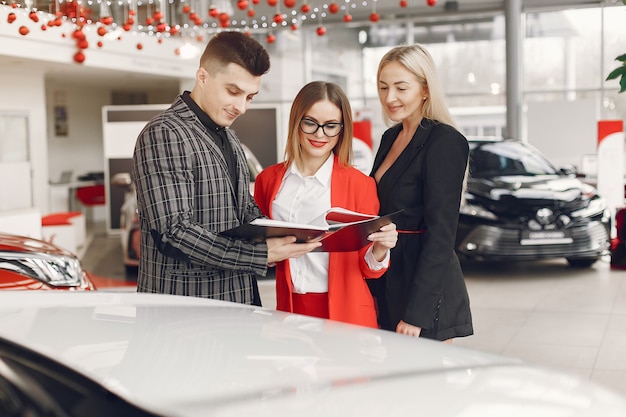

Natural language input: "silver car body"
[0,291,624,416]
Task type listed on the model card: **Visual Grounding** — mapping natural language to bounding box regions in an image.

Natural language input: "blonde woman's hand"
[396,320,421,337]
[369,222,398,262]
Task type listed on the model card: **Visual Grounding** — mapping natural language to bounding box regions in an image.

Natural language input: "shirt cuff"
[364,245,390,270]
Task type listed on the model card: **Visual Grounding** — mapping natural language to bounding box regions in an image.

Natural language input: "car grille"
[458,221,609,260]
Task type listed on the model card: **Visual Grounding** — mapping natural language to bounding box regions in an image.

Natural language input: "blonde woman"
[370,44,473,342]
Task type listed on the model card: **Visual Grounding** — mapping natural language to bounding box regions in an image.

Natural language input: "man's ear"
[196,67,207,84]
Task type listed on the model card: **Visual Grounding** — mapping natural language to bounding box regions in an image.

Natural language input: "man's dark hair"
[200,31,270,76]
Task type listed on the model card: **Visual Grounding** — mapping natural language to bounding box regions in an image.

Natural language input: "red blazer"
[254,156,387,328]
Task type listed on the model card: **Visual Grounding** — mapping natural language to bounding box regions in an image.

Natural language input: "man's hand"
[266,236,321,264]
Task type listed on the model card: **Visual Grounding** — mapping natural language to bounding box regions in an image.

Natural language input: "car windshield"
[469,141,558,178]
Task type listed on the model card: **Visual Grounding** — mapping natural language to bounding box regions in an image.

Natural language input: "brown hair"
[284,81,353,168]
[200,31,270,76]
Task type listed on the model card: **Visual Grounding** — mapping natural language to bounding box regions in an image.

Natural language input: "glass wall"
[361,4,625,139]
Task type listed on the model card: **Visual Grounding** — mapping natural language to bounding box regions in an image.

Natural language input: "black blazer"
[372,119,473,340]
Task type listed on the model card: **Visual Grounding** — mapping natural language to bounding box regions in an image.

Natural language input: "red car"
[0,233,96,290]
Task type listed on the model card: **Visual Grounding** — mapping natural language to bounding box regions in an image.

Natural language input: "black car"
[456,139,611,268]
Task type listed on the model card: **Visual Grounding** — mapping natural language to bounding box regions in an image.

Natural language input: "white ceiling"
[2,0,602,91]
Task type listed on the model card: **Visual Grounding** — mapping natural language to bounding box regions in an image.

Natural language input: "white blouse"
[272,156,388,294]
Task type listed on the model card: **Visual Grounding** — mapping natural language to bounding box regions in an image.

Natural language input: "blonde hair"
[377,44,457,129]
[284,81,353,167]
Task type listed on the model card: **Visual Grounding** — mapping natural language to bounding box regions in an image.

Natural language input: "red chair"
[75,185,105,224]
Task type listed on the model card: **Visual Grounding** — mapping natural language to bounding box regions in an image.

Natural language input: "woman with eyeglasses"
[254,81,398,327]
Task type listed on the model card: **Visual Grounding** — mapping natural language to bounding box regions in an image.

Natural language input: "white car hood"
[0,291,624,417]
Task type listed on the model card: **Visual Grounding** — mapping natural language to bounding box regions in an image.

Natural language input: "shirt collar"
[181,90,226,135]
[287,155,334,187]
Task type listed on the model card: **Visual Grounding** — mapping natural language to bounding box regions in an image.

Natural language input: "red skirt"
[292,292,329,319]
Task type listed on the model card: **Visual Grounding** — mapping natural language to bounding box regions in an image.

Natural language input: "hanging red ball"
[427,0,436,5]
[267,0,278,6]
[7,13,17,23]
[72,29,86,40]
[77,39,89,49]
[145,17,154,25]
[237,0,248,10]
[290,23,298,31]
[153,11,163,20]
[252,0,260,4]
[97,26,108,36]
[169,26,179,35]
[284,0,296,7]
[156,22,167,32]
[343,14,352,22]
[301,4,310,13]
[244,30,251,37]
[369,12,380,22]
[209,7,219,18]
[100,16,113,25]
[273,13,284,23]
[328,2,339,14]
[400,0,408,6]
[41,24,47,31]
[97,41,103,47]
[136,43,143,50]
[247,8,255,17]
[182,5,190,13]
[73,51,86,63]
[29,10,39,22]
[316,26,326,36]
[158,38,163,44]
[266,33,276,43]
[128,9,136,16]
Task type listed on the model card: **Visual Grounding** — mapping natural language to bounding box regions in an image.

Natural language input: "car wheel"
[566,258,597,268]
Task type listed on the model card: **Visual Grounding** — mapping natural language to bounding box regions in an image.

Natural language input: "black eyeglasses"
[299,118,343,137]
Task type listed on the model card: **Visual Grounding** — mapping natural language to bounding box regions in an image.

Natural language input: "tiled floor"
[81,222,626,398]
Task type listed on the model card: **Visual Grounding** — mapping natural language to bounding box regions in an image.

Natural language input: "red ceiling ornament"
[153,10,163,21]
[237,0,248,10]
[267,0,278,6]
[266,32,276,43]
[97,40,103,47]
[156,22,168,32]
[252,0,260,4]
[400,0,408,6]
[290,22,298,31]
[72,29,86,40]
[208,7,219,18]
[182,4,191,13]
[244,29,252,36]
[169,26,179,35]
[41,24,47,31]
[273,12,284,24]
[247,8,255,17]
[369,11,380,22]
[29,10,39,22]
[136,43,143,50]
[97,26,108,36]
[219,12,231,27]
[343,13,352,22]
[300,2,310,13]
[77,38,89,49]
[284,0,296,7]
[146,16,154,25]
[427,0,437,5]
[99,16,113,25]
[316,25,326,36]
[19,25,30,35]
[328,2,340,14]
[73,51,86,63]
[7,12,17,23]
[11,3,17,8]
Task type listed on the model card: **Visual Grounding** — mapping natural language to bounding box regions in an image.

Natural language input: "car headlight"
[0,252,84,287]
[459,203,498,220]
[570,197,608,219]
